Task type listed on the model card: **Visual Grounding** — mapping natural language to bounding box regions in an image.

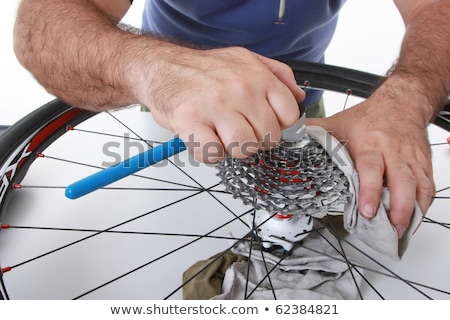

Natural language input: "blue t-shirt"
[142,0,346,104]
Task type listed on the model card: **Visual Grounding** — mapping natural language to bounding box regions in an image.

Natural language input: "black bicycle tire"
[285,60,450,131]
[0,100,95,215]
[284,59,381,98]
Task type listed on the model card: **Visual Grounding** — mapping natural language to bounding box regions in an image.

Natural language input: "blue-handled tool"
[65,137,186,199]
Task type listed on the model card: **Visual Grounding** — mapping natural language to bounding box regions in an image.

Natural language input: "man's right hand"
[140,46,305,163]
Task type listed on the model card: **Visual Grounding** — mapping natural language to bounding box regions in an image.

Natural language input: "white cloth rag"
[212,222,362,300]
[306,126,423,261]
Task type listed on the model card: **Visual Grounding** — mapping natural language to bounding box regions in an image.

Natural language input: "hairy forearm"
[13,0,169,111]
[387,1,450,124]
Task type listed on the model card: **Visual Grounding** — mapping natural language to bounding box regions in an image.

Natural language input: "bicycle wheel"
[0,61,449,300]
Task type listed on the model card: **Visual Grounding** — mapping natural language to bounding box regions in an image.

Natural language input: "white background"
[2,1,450,304]
[0,0,404,125]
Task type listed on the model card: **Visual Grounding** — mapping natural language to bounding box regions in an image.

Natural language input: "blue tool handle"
[65,137,186,199]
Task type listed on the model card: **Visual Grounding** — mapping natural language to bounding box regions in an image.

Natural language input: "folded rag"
[306,126,423,260]
[212,222,362,300]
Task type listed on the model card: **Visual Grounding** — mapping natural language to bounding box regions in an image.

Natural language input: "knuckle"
[228,78,254,100]
[394,171,417,185]
[417,178,436,198]
[357,157,384,176]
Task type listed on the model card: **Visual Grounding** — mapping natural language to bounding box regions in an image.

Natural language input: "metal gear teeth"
[216,135,350,217]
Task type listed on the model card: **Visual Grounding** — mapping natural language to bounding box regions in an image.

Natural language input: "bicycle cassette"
[216,126,354,219]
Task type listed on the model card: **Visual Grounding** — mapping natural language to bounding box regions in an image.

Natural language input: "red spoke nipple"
[1,266,12,273]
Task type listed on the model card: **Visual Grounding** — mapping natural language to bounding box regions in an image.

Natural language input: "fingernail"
[395,225,406,239]
[361,203,376,218]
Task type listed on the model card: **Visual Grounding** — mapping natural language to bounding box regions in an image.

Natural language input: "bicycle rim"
[0,62,449,300]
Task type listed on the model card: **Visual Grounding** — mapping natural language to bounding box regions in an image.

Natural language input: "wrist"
[128,38,208,124]
[123,36,183,107]
[376,72,445,126]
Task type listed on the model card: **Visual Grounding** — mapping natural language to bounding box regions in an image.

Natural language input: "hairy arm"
[391,0,450,120]
[357,0,450,227]
[14,0,153,110]
[14,0,304,162]
[308,0,450,238]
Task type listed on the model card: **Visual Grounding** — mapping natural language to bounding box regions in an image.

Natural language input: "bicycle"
[0,61,449,299]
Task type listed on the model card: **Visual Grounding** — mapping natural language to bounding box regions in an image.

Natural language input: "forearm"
[13,0,170,111]
[386,0,450,125]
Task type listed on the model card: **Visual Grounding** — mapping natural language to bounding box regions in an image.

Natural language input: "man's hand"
[307,76,436,239]
[14,1,305,165]
[306,0,449,239]
[141,46,305,163]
